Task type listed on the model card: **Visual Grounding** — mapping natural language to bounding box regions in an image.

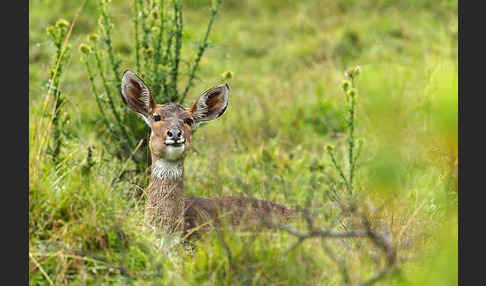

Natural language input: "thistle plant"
[326,66,364,196]
[45,19,73,165]
[274,66,398,285]
[82,0,224,170]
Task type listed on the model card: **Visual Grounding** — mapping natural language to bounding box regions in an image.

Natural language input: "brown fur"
[183,196,295,232]
[145,174,185,234]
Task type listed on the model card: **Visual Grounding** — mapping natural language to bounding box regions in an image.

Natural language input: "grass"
[29,0,457,285]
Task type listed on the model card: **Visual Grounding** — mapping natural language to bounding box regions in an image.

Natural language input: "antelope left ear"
[190,83,229,127]
[121,70,156,124]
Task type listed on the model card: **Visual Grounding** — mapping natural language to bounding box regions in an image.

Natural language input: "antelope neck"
[147,158,185,233]
[151,159,184,181]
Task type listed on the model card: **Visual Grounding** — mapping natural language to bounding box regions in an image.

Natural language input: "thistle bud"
[341,80,351,92]
[144,47,153,56]
[221,71,233,80]
[79,43,91,54]
[345,65,361,79]
[151,9,159,19]
[46,26,56,38]
[347,88,357,97]
[88,33,100,42]
[55,19,69,29]
[325,144,334,152]
[345,67,354,78]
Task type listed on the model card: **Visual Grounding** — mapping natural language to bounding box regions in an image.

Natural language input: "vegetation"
[79,0,223,168]
[29,0,458,285]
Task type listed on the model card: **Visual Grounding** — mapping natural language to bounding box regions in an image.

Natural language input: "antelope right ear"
[121,70,156,121]
[190,83,230,128]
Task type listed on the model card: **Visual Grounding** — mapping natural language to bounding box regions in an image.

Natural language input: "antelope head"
[120,70,229,174]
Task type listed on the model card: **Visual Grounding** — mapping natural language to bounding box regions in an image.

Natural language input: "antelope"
[121,70,296,236]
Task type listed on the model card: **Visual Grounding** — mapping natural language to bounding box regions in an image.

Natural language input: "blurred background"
[29,0,457,285]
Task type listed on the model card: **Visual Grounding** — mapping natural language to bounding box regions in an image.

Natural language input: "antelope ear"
[121,70,156,121]
[190,83,229,128]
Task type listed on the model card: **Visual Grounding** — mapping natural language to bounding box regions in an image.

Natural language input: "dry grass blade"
[396,199,427,244]
[115,138,145,182]
[29,252,55,286]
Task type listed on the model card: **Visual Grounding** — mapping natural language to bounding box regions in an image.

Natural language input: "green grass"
[29,0,457,285]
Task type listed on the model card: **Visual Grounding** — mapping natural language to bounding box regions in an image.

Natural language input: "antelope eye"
[153,114,161,122]
[184,118,194,126]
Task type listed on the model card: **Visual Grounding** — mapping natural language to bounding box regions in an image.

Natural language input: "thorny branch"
[265,200,397,286]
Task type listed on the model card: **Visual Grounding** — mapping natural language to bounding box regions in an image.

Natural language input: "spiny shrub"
[81,0,224,171]
[326,65,364,197]
[45,19,73,165]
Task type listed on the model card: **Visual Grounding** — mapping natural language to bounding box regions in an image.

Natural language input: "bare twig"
[276,223,369,240]
[179,0,223,104]
[266,198,397,286]
[321,242,351,284]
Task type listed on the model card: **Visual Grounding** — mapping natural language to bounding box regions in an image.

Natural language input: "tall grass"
[30,1,86,184]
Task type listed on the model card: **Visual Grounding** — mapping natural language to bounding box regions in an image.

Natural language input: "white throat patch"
[165,145,185,161]
[152,159,183,180]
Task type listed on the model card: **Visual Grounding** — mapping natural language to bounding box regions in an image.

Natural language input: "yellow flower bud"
[144,47,153,56]
[151,9,159,19]
[221,71,233,80]
[55,19,69,29]
[347,88,357,97]
[79,43,92,54]
[325,144,334,152]
[88,33,100,42]
[341,80,351,92]
[46,26,56,38]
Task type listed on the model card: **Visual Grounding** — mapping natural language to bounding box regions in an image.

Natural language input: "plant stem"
[169,0,183,101]
[328,149,350,192]
[99,1,122,87]
[85,57,116,136]
[151,0,166,99]
[348,78,356,195]
[133,0,141,72]
[179,0,222,104]
[93,49,133,146]
[140,0,151,68]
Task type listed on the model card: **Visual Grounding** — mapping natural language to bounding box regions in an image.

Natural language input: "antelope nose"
[167,128,182,140]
